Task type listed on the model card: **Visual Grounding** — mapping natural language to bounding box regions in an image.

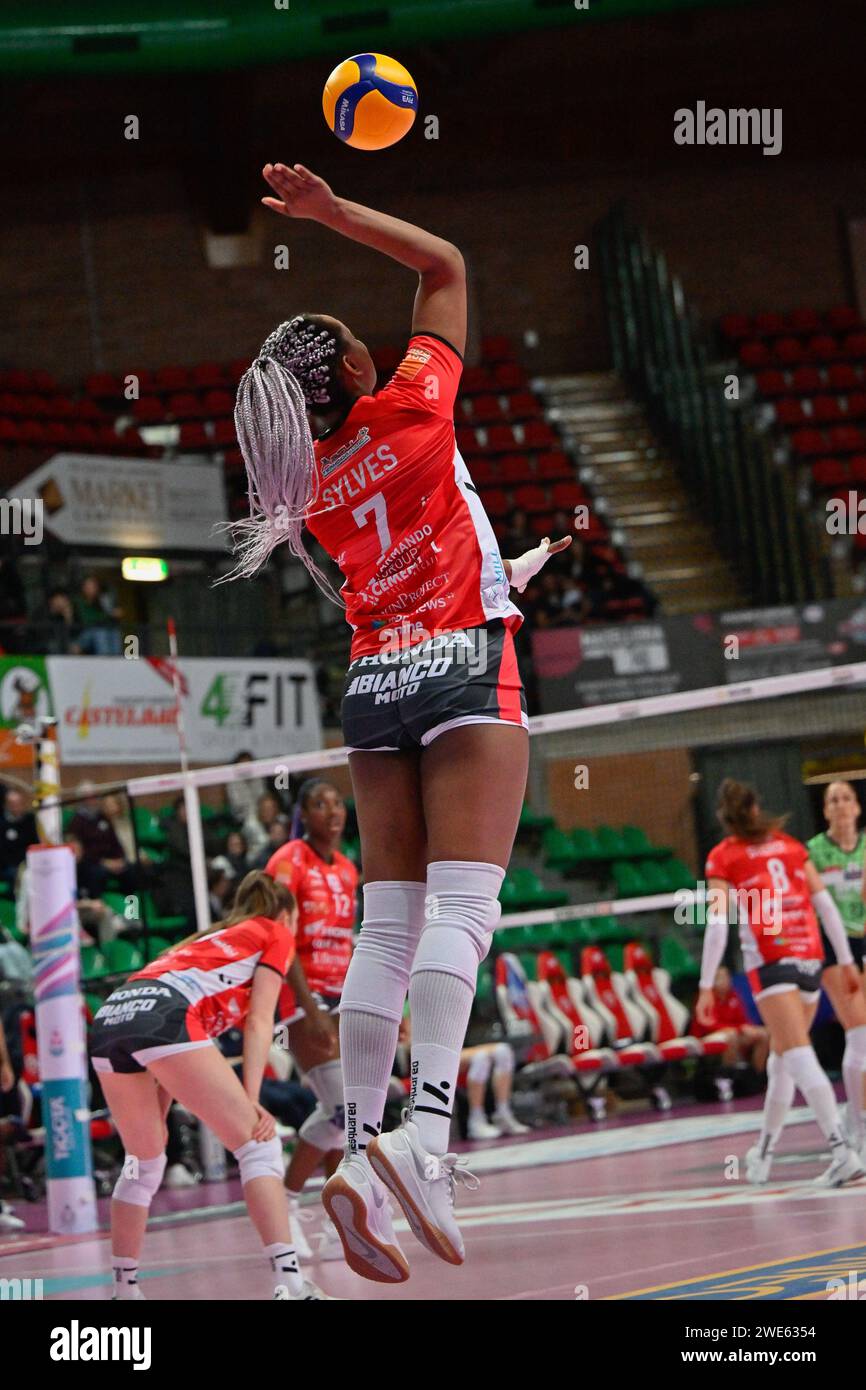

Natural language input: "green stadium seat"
[132,806,167,849]
[145,935,172,962]
[0,878,13,899]
[605,943,624,972]
[341,838,361,864]
[102,939,144,974]
[0,898,17,932]
[85,992,105,1019]
[620,824,652,857]
[80,945,108,981]
[639,860,671,894]
[476,963,494,1005]
[595,825,628,859]
[665,857,696,892]
[542,827,579,871]
[660,934,700,981]
[518,802,554,832]
[141,893,188,935]
[505,867,568,910]
[518,951,538,980]
[570,827,603,861]
[559,918,595,945]
[612,861,644,896]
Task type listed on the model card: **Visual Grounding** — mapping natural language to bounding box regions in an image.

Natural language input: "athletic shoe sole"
[367,1135,463,1267]
[321,1176,410,1284]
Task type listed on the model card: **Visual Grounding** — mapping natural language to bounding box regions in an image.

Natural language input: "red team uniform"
[705,831,824,1000]
[266,837,359,1019]
[306,333,527,751]
[90,916,295,1073]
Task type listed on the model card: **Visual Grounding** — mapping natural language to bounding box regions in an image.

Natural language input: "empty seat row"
[791,425,866,456]
[773,394,866,427]
[721,306,861,341]
[470,450,575,486]
[740,333,866,369]
[756,364,866,397]
[811,455,866,487]
[457,420,558,456]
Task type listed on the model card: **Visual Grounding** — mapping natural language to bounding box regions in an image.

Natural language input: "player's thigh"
[148,1046,260,1152]
[421,722,529,868]
[348,747,427,881]
[99,1072,167,1160]
[755,989,813,1051]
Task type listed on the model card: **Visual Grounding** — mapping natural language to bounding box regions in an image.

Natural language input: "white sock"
[111,1255,142,1300]
[340,1011,397,1155]
[266,1241,303,1297]
[842,1025,866,1145]
[783,1045,846,1149]
[469,1105,486,1122]
[409,971,473,1155]
[757,1052,795,1156]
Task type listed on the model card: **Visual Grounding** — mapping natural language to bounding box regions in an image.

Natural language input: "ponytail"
[716,778,787,841]
[165,869,296,953]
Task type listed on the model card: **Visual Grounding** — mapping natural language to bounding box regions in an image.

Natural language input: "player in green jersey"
[808,781,866,1156]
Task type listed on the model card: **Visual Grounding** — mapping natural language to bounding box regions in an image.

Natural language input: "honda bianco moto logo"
[674,102,782,156]
[50,1322,152,1370]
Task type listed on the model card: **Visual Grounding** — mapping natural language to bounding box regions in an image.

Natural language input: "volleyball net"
[62,657,862,986]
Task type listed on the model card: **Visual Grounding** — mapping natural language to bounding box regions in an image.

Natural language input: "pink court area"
[5,1100,866,1302]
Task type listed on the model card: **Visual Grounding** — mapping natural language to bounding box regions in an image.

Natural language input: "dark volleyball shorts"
[341,620,527,752]
[820,929,866,970]
[89,979,212,1075]
[747,957,824,1003]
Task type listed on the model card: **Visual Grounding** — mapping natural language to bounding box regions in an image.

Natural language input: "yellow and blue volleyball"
[323,53,417,151]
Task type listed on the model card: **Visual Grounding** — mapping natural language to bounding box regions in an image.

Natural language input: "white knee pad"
[492,1041,514,1075]
[340,881,426,1023]
[113,1152,166,1208]
[767,1050,794,1100]
[467,1050,494,1085]
[844,1024,866,1066]
[411,861,505,989]
[305,1058,344,1110]
[299,1104,344,1152]
[782,1044,828,1096]
[233,1135,283,1185]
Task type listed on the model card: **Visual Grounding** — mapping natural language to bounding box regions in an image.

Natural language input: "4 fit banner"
[47,656,322,764]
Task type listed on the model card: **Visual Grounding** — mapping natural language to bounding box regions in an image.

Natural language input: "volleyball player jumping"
[226,162,569,1281]
[696,779,864,1188]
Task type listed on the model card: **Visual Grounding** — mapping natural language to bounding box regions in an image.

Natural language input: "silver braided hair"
[216,315,345,603]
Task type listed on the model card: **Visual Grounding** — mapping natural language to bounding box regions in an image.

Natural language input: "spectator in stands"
[64,833,119,946]
[225,751,269,828]
[585,563,657,621]
[225,829,250,879]
[691,966,769,1073]
[74,574,122,656]
[45,589,79,655]
[207,858,235,921]
[152,795,196,928]
[252,818,289,870]
[500,508,534,557]
[67,784,140,895]
[243,790,288,858]
[0,788,38,894]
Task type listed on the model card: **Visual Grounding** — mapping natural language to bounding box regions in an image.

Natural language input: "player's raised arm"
[262,162,466,354]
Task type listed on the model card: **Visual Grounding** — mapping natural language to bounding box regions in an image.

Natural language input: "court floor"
[4,1100,866,1301]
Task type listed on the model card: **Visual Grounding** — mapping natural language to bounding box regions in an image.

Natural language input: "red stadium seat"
[811,395,845,424]
[829,425,865,453]
[85,372,122,398]
[456,425,480,457]
[739,340,770,368]
[622,943,700,1060]
[846,392,866,420]
[226,358,251,383]
[461,365,496,394]
[521,419,556,450]
[536,449,573,480]
[202,389,235,418]
[191,362,229,388]
[179,422,209,450]
[498,454,531,484]
[212,418,238,446]
[843,333,866,361]
[551,480,584,509]
[513,484,549,513]
[154,365,192,391]
[773,336,805,365]
[812,458,848,488]
[493,361,527,390]
[469,458,497,486]
[827,364,859,391]
[774,398,808,427]
[790,427,826,457]
[850,455,866,482]
[485,424,518,454]
[755,369,788,397]
[579,946,658,1064]
[507,390,542,421]
[790,366,822,395]
[167,392,205,420]
[480,487,509,516]
[808,334,842,363]
[132,395,165,423]
[535,952,618,1072]
[468,394,504,424]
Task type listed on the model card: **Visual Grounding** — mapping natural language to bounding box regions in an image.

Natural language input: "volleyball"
[323,52,418,150]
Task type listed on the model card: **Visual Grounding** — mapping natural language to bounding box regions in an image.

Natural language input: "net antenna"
[167,618,211,934]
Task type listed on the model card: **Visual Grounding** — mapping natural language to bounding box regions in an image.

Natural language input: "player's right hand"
[262,163,339,225]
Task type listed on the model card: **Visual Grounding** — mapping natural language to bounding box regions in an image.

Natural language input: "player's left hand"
[840,962,861,997]
[250,1102,277,1142]
[506,536,572,593]
[262,163,339,225]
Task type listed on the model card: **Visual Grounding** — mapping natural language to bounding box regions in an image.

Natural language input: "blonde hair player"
[224,162,570,1282]
[808,781,866,1157]
[89,870,333,1300]
[696,779,863,1188]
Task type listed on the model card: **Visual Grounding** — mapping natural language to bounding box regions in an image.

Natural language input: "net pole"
[167,618,211,936]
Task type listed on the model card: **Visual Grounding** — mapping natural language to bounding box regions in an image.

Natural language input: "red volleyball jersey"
[704,832,821,969]
[691,988,748,1038]
[265,838,358,994]
[305,333,523,658]
[130,915,295,1040]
